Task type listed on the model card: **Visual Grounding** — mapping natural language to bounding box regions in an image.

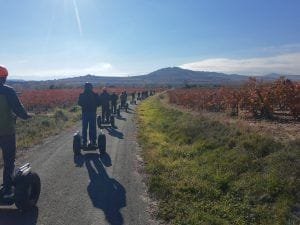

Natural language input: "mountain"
[7,67,300,89]
[263,73,300,81]
[143,67,248,85]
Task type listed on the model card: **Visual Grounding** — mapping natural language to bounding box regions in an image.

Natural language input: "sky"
[0,0,300,80]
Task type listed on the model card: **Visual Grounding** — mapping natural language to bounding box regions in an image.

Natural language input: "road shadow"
[100,152,112,167]
[73,153,85,167]
[85,153,126,225]
[105,127,124,139]
[116,115,127,121]
[0,207,38,225]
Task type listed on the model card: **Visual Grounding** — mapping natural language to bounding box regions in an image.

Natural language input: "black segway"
[118,102,129,113]
[0,163,41,211]
[73,116,107,155]
[97,114,115,128]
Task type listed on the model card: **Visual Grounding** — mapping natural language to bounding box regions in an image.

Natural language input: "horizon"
[7,66,300,82]
[1,0,300,79]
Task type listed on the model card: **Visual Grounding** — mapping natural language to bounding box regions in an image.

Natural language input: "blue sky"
[0,0,300,80]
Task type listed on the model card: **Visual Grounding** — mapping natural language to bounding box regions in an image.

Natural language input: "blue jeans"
[82,112,97,145]
[0,134,16,189]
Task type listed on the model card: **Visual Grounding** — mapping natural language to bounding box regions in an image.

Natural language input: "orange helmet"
[0,66,8,78]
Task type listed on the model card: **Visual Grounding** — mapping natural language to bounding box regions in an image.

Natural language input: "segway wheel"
[110,116,115,127]
[73,133,81,155]
[15,172,41,211]
[117,108,121,117]
[98,134,106,154]
[125,103,129,112]
[97,115,102,128]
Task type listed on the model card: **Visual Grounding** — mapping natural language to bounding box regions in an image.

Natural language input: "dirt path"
[0,106,157,225]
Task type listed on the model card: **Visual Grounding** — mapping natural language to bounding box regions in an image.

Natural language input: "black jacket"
[110,93,118,104]
[0,84,29,135]
[78,90,99,113]
[99,92,110,108]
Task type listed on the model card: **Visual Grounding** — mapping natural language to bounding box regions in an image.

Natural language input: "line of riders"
[0,65,156,202]
[78,82,124,150]
[79,83,154,149]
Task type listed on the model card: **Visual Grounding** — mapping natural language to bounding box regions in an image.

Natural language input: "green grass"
[137,97,300,225]
[16,106,81,149]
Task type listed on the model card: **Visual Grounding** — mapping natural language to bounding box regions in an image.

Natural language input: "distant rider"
[110,92,118,114]
[120,91,127,108]
[99,88,111,122]
[0,66,31,198]
[131,92,135,103]
[78,82,99,148]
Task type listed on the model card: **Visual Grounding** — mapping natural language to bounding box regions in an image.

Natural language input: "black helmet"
[84,82,93,91]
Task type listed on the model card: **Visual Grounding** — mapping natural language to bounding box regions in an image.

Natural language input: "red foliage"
[20,89,82,112]
[168,78,300,119]
[20,87,161,112]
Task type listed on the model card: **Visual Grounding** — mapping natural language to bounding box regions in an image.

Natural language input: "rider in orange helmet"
[0,66,31,198]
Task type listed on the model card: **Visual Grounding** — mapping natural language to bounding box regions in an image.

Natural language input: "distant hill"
[262,73,300,81]
[143,67,249,85]
[7,67,300,89]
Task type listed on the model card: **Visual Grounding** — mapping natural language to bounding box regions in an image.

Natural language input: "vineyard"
[168,77,300,120]
[20,87,155,112]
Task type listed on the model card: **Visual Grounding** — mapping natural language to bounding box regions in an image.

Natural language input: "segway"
[0,163,41,211]
[73,117,107,155]
[118,102,129,113]
[97,114,115,128]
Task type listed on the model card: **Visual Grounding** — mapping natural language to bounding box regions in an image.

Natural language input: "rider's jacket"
[0,84,29,136]
[110,93,118,104]
[99,92,110,108]
[78,90,99,114]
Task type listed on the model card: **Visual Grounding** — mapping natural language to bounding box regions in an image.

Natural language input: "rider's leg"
[105,107,110,122]
[0,134,16,197]
[102,107,105,122]
[89,113,97,145]
[82,113,88,146]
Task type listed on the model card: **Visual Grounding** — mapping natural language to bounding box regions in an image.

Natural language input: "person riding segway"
[78,82,99,148]
[131,92,136,104]
[98,88,115,128]
[0,66,41,211]
[110,92,118,114]
[74,83,106,155]
[99,88,111,123]
[119,91,129,112]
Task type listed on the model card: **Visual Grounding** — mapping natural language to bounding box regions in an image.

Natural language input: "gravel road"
[0,106,156,225]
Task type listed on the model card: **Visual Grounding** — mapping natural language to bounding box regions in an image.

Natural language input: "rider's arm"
[78,94,84,107]
[6,89,30,120]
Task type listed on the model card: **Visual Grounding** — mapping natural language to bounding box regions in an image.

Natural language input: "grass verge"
[137,96,300,225]
[16,106,81,149]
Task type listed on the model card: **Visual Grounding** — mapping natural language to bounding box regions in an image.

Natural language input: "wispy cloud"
[180,53,300,75]
[72,0,82,36]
